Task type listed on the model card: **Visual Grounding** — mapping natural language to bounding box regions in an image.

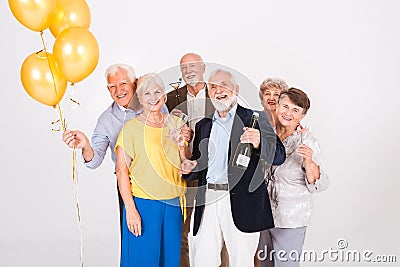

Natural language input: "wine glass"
[299,123,311,145]
[164,110,189,144]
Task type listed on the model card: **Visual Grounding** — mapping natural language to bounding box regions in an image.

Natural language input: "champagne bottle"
[232,112,259,169]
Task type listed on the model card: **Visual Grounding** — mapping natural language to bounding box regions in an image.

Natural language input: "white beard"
[211,94,237,112]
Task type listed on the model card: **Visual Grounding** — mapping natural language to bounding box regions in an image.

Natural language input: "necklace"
[140,113,164,124]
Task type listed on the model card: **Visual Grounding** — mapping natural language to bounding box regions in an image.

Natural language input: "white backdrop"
[1,0,399,266]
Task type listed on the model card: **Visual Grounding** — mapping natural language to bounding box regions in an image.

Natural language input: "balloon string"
[38,31,84,267]
[38,32,55,90]
[70,83,81,107]
[56,104,66,131]
[73,147,84,267]
[39,31,83,266]
[39,31,66,131]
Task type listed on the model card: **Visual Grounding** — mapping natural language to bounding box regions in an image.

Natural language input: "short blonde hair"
[136,73,165,95]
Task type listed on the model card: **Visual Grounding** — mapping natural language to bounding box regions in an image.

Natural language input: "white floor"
[0,238,119,267]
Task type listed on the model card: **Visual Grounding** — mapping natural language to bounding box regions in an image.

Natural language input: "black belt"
[207,183,229,191]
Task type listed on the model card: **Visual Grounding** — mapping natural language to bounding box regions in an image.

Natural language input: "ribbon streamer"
[72,147,84,267]
[69,83,81,108]
[51,118,67,132]
[40,31,84,266]
[70,98,81,107]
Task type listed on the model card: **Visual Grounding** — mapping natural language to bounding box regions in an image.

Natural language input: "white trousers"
[189,189,260,267]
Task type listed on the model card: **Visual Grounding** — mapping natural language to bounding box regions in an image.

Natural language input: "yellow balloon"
[53,27,99,83]
[20,51,67,106]
[50,0,91,38]
[8,0,56,32]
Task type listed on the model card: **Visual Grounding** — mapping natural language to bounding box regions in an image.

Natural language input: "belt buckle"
[208,183,228,191]
[208,183,216,191]
[208,183,215,190]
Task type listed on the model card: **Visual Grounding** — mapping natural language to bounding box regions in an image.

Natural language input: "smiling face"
[276,95,305,129]
[208,70,239,112]
[107,68,135,108]
[137,78,165,113]
[261,86,281,112]
[180,54,205,86]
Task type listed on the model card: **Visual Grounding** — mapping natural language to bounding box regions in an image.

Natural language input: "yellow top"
[115,118,186,200]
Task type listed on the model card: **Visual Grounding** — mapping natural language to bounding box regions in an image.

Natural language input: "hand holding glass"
[165,112,189,145]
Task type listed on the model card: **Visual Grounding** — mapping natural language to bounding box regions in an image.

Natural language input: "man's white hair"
[105,64,136,83]
[208,68,237,86]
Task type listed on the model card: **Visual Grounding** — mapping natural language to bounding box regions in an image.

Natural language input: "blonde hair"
[136,73,165,94]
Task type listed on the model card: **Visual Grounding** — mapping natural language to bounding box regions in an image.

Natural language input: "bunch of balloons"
[9,0,99,107]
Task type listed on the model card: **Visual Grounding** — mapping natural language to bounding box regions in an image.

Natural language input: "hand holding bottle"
[239,127,260,149]
[232,112,260,169]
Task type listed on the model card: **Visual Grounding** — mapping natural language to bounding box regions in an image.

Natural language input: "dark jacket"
[183,104,286,235]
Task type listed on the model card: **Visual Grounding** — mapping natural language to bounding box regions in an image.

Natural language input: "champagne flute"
[299,123,311,146]
[165,111,189,144]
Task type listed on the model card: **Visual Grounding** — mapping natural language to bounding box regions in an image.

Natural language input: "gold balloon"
[20,51,67,106]
[8,0,56,32]
[50,0,91,38]
[53,27,99,83]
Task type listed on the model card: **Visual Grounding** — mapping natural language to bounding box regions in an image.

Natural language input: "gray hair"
[260,77,288,92]
[259,77,288,99]
[105,64,136,83]
[208,68,237,87]
[136,73,165,95]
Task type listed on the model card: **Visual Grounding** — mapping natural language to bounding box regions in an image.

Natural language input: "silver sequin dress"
[268,129,330,228]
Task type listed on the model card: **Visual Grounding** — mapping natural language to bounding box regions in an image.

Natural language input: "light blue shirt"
[206,104,238,184]
[85,101,168,170]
